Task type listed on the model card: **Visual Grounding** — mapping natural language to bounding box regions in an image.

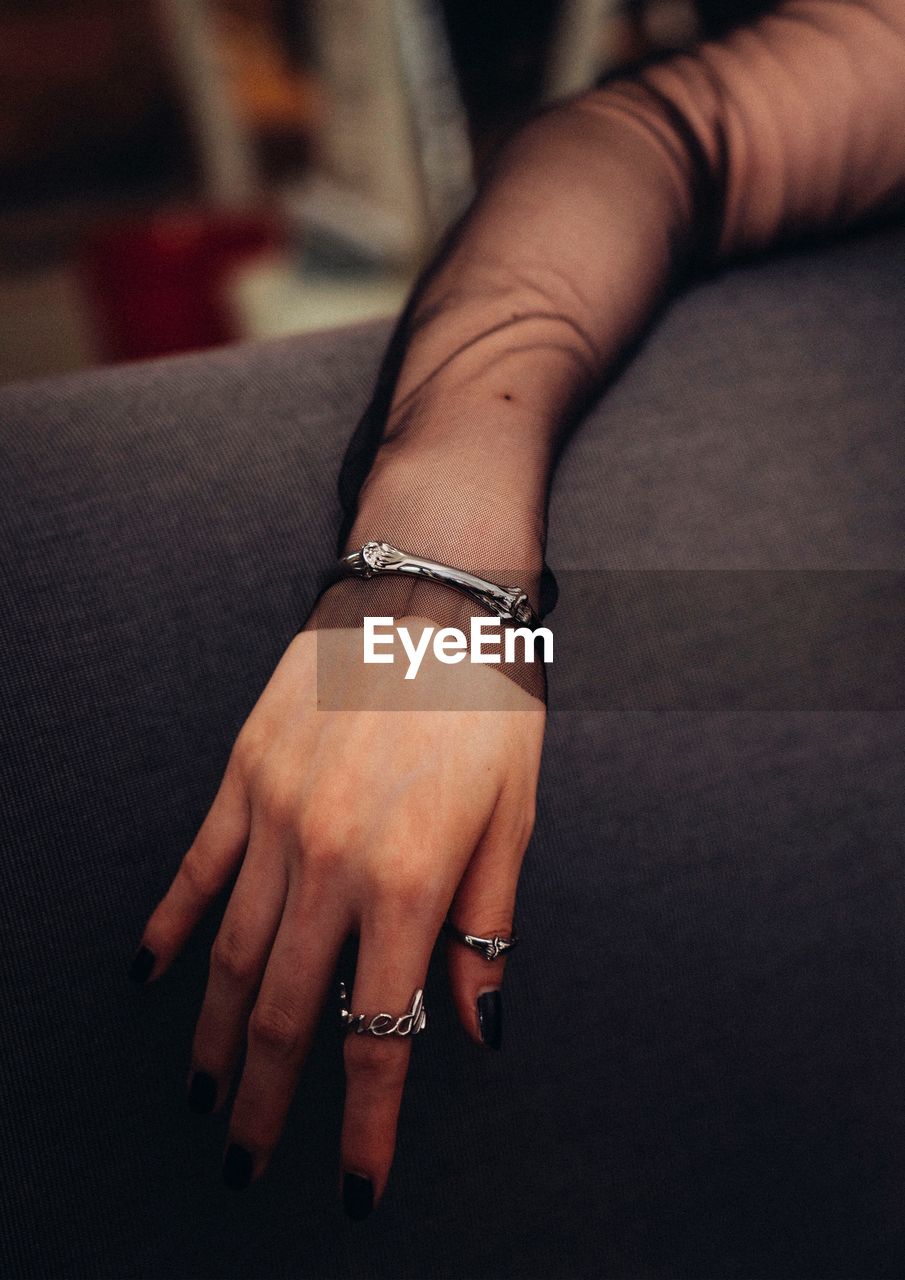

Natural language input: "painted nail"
[222,1144,253,1190]
[128,945,155,985]
[477,990,502,1050]
[343,1172,374,1220]
[187,1071,216,1115]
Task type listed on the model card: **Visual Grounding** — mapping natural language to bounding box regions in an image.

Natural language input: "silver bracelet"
[337,540,540,626]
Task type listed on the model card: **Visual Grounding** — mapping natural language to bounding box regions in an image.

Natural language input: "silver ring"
[443,919,519,961]
[339,982,427,1036]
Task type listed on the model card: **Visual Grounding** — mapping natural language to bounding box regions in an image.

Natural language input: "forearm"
[341,94,694,595]
[320,0,905,622]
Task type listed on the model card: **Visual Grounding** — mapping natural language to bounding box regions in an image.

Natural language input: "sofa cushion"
[1,224,903,1279]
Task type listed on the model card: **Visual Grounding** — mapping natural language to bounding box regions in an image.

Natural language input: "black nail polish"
[128,945,155,985]
[477,990,502,1050]
[223,1144,253,1190]
[187,1071,217,1115]
[343,1172,374,1221]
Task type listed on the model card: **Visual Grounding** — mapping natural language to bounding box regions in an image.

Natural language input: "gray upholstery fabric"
[1,225,904,1279]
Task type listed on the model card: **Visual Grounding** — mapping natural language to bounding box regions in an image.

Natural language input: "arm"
[134,0,905,1215]
[314,0,905,636]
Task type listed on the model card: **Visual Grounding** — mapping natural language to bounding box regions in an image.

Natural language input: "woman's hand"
[131,621,545,1214]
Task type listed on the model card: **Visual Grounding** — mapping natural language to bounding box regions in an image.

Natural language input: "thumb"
[446,801,533,1052]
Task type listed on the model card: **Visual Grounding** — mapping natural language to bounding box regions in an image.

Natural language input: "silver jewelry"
[339,541,539,627]
[339,982,427,1036]
[443,919,519,961]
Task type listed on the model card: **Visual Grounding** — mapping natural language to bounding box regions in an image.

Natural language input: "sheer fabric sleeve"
[305,0,905,700]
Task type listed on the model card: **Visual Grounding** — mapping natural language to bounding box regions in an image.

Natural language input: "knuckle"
[252,772,300,832]
[396,871,444,919]
[249,1001,301,1059]
[300,844,344,890]
[297,807,345,863]
[369,858,445,922]
[210,925,257,985]
[179,847,220,901]
[231,725,265,780]
[344,1033,408,1088]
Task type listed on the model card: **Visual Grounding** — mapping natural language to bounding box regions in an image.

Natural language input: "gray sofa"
[1,225,903,1279]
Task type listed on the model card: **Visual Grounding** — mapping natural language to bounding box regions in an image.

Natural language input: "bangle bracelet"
[334,540,540,626]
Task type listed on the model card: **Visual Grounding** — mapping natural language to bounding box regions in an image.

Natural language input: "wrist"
[303,575,549,704]
[346,450,546,594]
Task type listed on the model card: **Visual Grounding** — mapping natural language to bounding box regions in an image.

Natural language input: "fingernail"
[342,1172,374,1220]
[187,1071,216,1115]
[477,990,502,1050]
[222,1144,253,1190]
[128,945,155,985]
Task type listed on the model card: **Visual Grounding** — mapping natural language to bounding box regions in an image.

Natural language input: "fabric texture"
[1,223,904,1278]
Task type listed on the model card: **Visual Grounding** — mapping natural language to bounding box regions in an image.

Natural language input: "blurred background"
[0,0,765,386]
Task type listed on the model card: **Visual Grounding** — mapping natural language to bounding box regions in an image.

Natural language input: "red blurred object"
[79,210,279,363]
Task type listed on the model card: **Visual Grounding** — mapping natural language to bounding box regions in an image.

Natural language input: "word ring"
[339,982,427,1036]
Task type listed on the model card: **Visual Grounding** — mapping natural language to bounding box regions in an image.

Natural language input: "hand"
[130,620,545,1215]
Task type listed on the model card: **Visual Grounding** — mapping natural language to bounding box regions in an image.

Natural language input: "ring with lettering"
[339,982,428,1036]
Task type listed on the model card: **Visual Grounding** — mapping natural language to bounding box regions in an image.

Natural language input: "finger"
[339,905,437,1220]
[186,816,289,1114]
[446,798,534,1051]
[222,865,350,1188]
[131,757,250,983]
